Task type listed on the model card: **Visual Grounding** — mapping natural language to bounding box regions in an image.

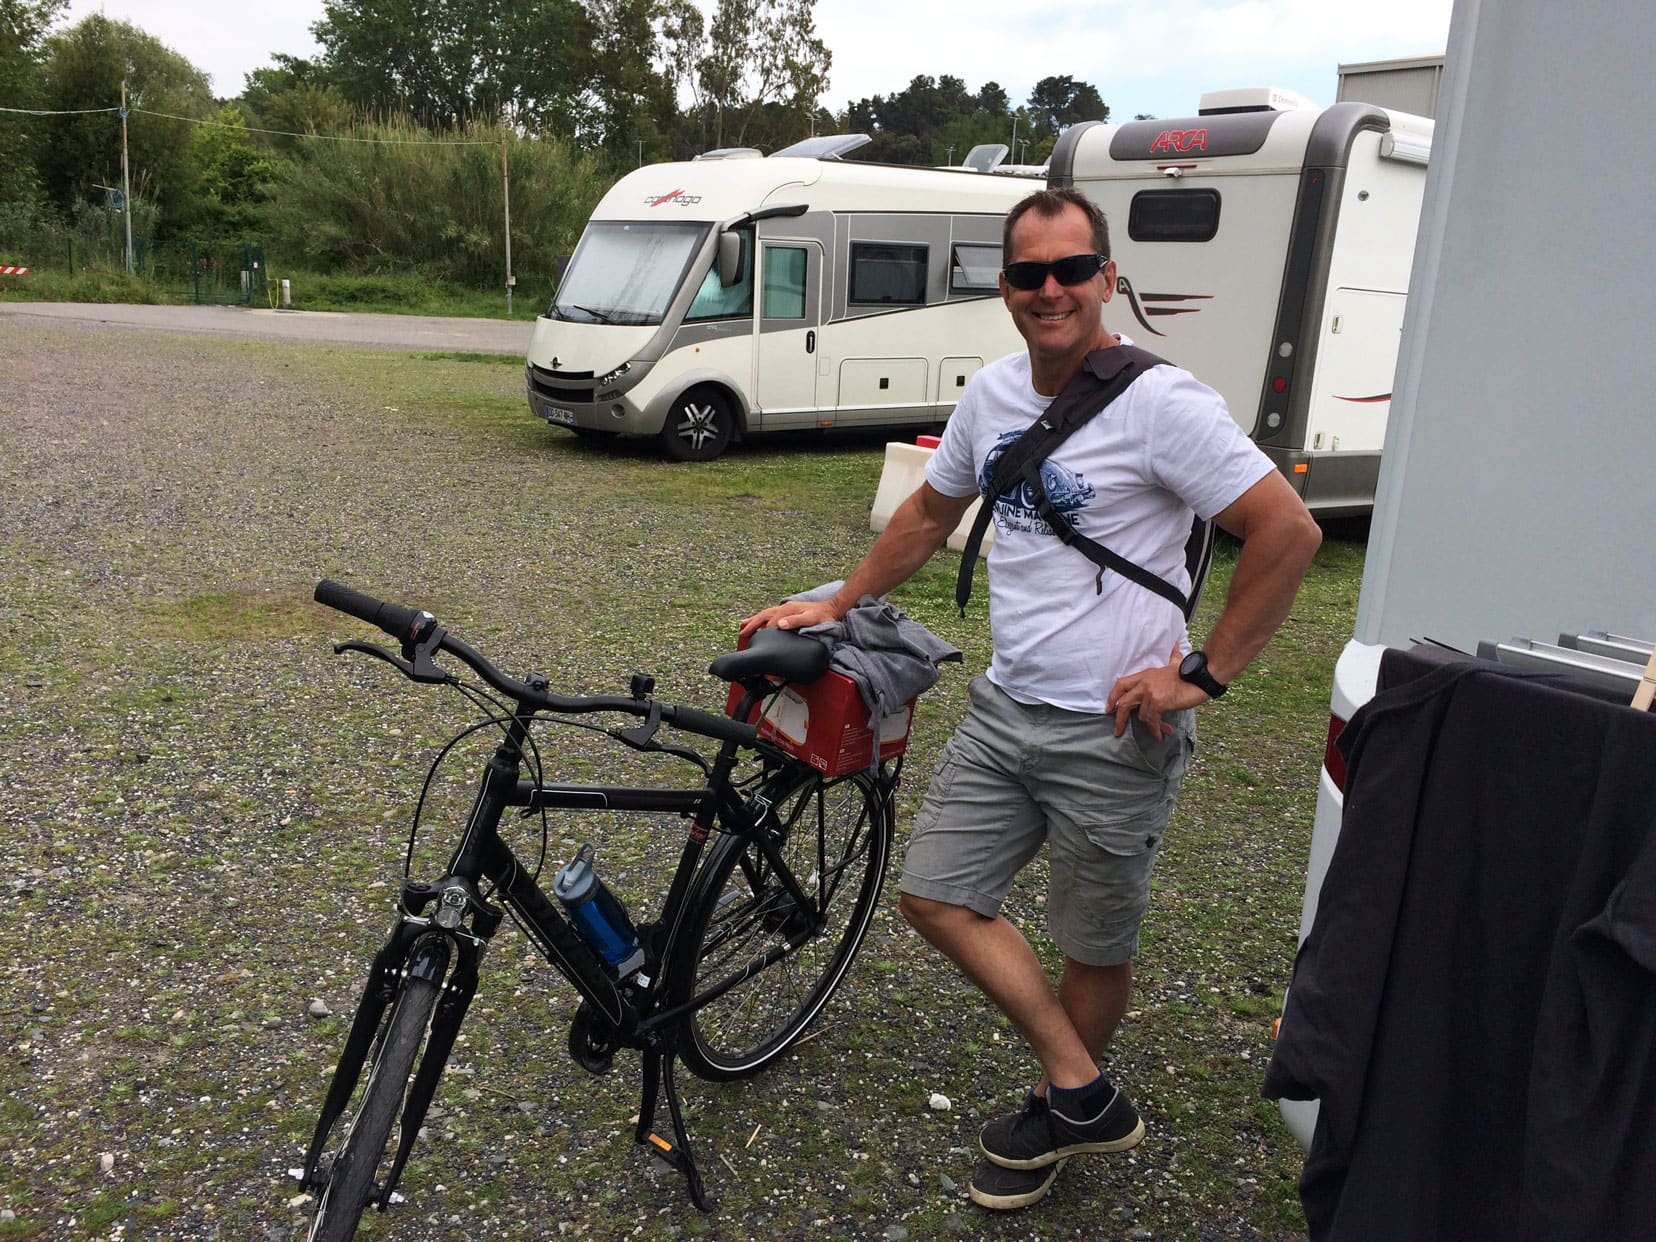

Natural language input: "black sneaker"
[978,1089,1048,1157]
[979,1079,1144,1170]
[969,1155,1067,1210]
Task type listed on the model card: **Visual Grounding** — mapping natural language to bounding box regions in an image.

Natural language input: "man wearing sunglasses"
[742,187,1320,1211]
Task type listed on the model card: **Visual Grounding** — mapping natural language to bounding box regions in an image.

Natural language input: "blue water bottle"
[553,844,645,977]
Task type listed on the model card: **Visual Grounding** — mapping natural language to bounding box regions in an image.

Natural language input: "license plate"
[544,405,577,427]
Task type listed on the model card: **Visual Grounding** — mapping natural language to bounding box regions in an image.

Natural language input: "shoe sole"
[968,1156,1068,1210]
[980,1115,1145,1170]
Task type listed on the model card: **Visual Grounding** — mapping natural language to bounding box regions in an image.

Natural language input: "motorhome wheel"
[661,388,735,462]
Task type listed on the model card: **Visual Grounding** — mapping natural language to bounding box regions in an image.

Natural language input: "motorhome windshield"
[550,221,709,325]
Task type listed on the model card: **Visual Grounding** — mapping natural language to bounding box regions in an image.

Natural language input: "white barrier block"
[869,441,991,556]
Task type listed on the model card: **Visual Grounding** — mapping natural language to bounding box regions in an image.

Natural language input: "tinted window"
[950,242,1000,293]
[850,242,927,305]
[685,229,753,321]
[762,246,807,318]
[1128,190,1222,242]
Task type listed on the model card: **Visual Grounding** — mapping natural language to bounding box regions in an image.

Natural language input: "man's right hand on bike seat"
[738,599,841,644]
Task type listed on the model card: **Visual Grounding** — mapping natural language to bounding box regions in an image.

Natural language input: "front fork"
[298,878,501,1202]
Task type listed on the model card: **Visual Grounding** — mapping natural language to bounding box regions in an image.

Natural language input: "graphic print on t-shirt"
[979,428,1096,536]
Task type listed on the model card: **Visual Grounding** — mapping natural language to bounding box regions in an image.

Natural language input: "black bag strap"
[954,344,1212,620]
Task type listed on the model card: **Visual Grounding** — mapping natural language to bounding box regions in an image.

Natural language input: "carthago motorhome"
[1048,90,1434,515]
[525,137,1032,461]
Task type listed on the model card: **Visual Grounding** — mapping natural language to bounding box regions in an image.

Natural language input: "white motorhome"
[524,137,1031,461]
[1278,0,1656,1147]
[1048,90,1434,516]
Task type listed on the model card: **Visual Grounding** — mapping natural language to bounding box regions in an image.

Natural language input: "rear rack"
[1475,628,1655,699]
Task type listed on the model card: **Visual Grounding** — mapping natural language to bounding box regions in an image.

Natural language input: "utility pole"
[120,79,133,274]
[501,139,514,315]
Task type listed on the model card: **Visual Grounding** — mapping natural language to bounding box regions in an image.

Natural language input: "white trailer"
[525,137,1030,461]
[1049,91,1434,516]
[1278,0,1656,1146]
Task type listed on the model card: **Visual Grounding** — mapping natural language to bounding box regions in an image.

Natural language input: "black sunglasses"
[1001,252,1109,291]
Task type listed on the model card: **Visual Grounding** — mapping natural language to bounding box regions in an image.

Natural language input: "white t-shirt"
[924,340,1273,713]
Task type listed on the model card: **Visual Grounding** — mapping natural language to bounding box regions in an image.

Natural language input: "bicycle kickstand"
[635,1043,711,1211]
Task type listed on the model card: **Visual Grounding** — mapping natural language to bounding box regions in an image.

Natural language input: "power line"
[130,106,503,146]
[0,100,503,145]
[0,105,121,115]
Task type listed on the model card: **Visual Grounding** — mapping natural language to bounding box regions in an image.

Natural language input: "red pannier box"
[724,644,916,777]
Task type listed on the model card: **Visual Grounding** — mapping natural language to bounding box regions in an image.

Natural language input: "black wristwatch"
[1178,650,1228,699]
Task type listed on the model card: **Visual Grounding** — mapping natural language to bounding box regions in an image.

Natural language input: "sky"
[58,0,1453,124]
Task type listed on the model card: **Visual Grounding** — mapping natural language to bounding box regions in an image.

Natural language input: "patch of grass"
[0,267,166,304]
[269,269,539,320]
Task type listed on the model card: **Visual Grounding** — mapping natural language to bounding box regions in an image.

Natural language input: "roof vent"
[962,143,1009,172]
[1197,87,1318,116]
[770,134,873,160]
[694,147,763,160]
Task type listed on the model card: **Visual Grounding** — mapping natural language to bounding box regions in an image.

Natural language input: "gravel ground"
[0,322,1331,1241]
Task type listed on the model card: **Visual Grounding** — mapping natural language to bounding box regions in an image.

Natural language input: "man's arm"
[1105,469,1322,736]
[739,482,977,640]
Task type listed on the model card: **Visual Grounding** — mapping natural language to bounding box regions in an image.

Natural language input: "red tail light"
[1323,713,1349,792]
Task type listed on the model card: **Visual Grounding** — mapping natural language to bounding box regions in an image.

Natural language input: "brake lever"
[333,633,451,685]
[334,639,418,677]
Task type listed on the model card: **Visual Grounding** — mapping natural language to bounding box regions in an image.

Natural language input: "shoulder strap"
[958,344,1220,617]
[954,345,1162,614]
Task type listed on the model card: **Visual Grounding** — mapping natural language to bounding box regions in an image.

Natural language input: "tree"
[694,0,829,150]
[0,0,67,206]
[581,0,679,158]
[35,15,215,228]
[239,54,355,148]
[1027,74,1107,135]
[179,103,275,238]
[312,0,585,130]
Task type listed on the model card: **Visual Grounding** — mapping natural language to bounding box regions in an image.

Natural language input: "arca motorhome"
[525,137,1032,461]
[1049,89,1434,516]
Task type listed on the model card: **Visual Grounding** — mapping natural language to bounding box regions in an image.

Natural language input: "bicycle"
[295,580,940,1239]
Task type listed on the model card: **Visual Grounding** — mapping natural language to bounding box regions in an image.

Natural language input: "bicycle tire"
[671,766,890,1081]
[308,947,445,1242]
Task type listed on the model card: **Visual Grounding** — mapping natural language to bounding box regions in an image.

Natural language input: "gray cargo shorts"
[898,675,1195,966]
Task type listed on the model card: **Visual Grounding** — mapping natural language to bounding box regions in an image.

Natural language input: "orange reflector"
[1271,1017,1282,1040]
[648,1133,673,1153]
[1294,463,1309,474]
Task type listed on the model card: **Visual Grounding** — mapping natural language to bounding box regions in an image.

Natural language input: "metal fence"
[0,227,267,305]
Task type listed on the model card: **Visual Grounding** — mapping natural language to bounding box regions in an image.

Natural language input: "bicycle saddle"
[708,626,830,685]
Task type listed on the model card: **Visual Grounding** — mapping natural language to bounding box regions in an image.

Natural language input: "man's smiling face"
[999,201,1115,383]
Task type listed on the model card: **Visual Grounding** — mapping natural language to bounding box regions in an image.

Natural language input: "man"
[741,188,1321,1210]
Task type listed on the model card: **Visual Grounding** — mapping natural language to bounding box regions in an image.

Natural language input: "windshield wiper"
[569,304,615,324]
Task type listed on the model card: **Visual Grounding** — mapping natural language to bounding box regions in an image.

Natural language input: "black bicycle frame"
[302,686,812,1211]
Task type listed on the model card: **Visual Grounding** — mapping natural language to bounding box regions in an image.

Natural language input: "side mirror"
[717,232,742,287]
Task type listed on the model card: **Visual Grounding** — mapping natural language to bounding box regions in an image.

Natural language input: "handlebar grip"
[667,703,759,747]
[314,579,424,642]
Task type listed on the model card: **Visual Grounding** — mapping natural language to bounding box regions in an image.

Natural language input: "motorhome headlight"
[596,362,631,387]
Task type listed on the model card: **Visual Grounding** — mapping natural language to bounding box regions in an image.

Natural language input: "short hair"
[1002,187,1111,265]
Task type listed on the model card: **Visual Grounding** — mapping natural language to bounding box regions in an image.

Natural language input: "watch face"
[1179,652,1204,678]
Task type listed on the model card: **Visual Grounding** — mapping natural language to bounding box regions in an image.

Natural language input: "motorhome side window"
[950,243,1000,293]
[762,246,807,318]
[685,229,753,321]
[850,242,928,305]
[1129,190,1222,243]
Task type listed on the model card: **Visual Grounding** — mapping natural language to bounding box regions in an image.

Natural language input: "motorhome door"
[754,240,825,429]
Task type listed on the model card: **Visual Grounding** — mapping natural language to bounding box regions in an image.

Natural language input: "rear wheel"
[309,954,443,1242]
[672,768,890,1080]
[659,387,735,462]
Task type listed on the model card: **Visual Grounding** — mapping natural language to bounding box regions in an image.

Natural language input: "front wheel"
[309,955,444,1242]
[671,768,891,1081]
[659,387,735,462]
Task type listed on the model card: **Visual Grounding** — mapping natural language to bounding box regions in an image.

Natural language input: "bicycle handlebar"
[313,579,758,748]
